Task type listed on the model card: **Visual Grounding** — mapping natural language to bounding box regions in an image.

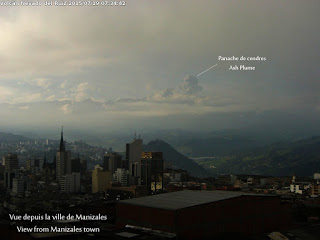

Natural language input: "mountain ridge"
[194,136,320,177]
[144,139,209,178]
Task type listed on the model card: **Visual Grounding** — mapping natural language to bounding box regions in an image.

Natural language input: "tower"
[56,127,71,183]
[71,153,81,173]
[4,153,19,171]
[4,153,19,190]
[140,152,164,192]
[126,136,142,185]
[59,126,65,152]
[43,154,47,166]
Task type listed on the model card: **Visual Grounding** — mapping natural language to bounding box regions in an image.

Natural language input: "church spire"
[59,126,65,152]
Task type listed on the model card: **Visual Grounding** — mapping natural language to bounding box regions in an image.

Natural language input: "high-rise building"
[80,159,87,174]
[113,168,129,186]
[60,172,81,193]
[26,157,41,173]
[126,136,142,184]
[12,177,31,196]
[12,178,24,195]
[103,152,123,173]
[71,154,81,173]
[4,153,19,171]
[4,170,20,190]
[140,152,164,191]
[92,165,112,193]
[56,127,71,183]
[4,153,20,190]
[41,155,56,182]
[26,159,31,171]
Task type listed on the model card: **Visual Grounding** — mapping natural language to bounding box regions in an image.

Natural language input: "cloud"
[18,106,29,110]
[46,95,56,101]
[159,88,175,98]
[0,9,115,78]
[0,84,45,103]
[60,81,67,89]
[0,86,14,102]
[27,93,42,102]
[115,98,146,103]
[179,75,203,95]
[32,78,51,89]
[74,82,90,102]
[13,93,42,103]
[147,75,206,105]
[60,104,73,114]
[0,0,319,130]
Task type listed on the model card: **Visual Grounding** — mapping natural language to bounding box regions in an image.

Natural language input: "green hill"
[194,136,320,176]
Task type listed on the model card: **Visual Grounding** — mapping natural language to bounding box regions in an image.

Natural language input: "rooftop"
[119,190,274,210]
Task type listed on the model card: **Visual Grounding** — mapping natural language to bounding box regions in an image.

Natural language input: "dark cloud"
[160,88,175,98]
[179,75,203,95]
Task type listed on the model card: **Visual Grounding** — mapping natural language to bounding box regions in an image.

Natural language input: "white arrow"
[197,64,218,77]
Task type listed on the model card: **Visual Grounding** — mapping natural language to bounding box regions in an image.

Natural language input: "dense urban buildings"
[1,130,320,240]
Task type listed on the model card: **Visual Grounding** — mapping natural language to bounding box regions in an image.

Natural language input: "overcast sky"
[0,0,320,135]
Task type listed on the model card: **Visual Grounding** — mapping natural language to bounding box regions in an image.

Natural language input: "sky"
[0,0,320,137]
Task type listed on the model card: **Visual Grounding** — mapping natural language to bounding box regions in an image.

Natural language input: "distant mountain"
[3,99,320,151]
[194,136,320,176]
[173,135,258,157]
[143,128,316,158]
[144,139,209,178]
[0,132,30,143]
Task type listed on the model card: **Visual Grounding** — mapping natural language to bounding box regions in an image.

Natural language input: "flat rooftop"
[119,190,274,210]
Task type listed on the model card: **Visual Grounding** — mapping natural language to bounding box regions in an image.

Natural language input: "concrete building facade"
[126,137,142,184]
[4,153,19,171]
[113,168,129,186]
[60,172,81,193]
[92,165,113,193]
